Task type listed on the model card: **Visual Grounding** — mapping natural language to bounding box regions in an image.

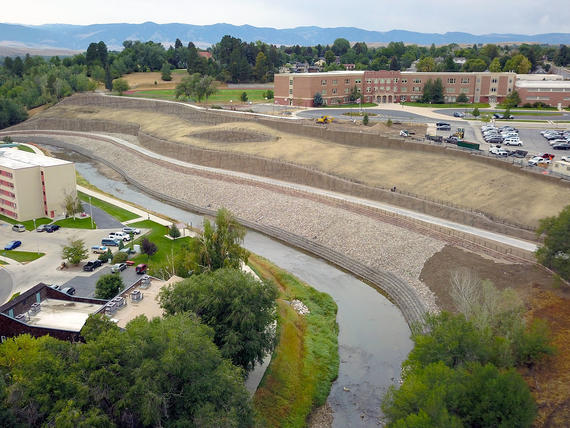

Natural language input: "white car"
[528,157,551,166]
[504,139,522,146]
[109,231,130,242]
[122,227,141,235]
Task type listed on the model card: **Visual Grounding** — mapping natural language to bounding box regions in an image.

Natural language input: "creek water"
[52,147,413,426]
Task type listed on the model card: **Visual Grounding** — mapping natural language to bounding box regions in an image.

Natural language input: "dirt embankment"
[420,245,570,427]
[35,103,570,228]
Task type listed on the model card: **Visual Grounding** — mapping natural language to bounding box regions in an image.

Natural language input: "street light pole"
[88,196,93,229]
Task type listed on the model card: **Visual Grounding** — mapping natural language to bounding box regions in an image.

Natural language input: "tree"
[463,58,488,72]
[194,74,217,103]
[324,49,336,65]
[175,73,216,102]
[416,56,436,72]
[198,208,249,272]
[456,93,469,103]
[264,89,274,99]
[254,51,269,82]
[159,267,278,372]
[536,205,570,281]
[472,107,481,117]
[332,38,350,55]
[160,63,172,81]
[112,78,129,95]
[95,274,124,299]
[362,113,369,125]
[240,91,248,103]
[389,56,400,71]
[141,238,157,260]
[63,193,83,219]
[504,54,532,74]
[169,223,181,239]
[175,74,196,99]
[431,78,444,104]
[503,90,521,108]
[112,251,128,264]
[489,57,502,72]
[313,92,323,107]
[61,238,88,265]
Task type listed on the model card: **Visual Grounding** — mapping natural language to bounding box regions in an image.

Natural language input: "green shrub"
[112,251,128,264]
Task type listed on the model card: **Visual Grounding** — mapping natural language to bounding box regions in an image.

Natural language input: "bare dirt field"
[121,71,188,90]
[40,104,570,228]
[420,245,570,427]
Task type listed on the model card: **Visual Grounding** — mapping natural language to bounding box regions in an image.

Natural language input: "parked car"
[453,112,465,118]
[83,260,103,272]
[45,224,60,233]
[111,263,127,273]
[437,124,451,131]
[122,227,141,235]
[36,224,48,232]
[445,136,459,144]
[504,139,523,146]
[61,287,76,296]
[109,231,130,242]
[4,240,21,250]
[552,142,570,150]
[549,138,569,146]
[399,130,410,137]
[528,157,551,166]
[12,224,26,233]
[101,238,121,247]
[135,263,148,274]
[487,136,504,144]
[91,245,108,254]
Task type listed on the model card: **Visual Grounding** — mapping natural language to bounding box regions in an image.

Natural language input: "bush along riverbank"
[250,254,339,427]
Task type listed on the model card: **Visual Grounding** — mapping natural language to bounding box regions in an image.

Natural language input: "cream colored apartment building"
[0,149,76,221]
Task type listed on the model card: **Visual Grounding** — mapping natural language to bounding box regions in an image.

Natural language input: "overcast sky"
[4,0,569,34]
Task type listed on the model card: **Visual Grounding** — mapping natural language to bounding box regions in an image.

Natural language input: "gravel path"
[8,132,446,313]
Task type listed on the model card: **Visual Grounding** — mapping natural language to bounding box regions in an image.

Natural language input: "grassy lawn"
[404,102,490,109]
[128,88,269,104]
[17,145,35,153]
[127,220,196,269]
[322,102,376,108]
[53,217,96,229]
[0,214,52,231]
[78,191,139,222]
[0,260,7,265]
[0,250,44,263]
[250,254,339,428]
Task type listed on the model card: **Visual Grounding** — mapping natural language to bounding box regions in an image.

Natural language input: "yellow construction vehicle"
[316,115,333,124]
[453,127,465,139]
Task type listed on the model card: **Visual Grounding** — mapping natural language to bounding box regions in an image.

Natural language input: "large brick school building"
[274,70,518,107]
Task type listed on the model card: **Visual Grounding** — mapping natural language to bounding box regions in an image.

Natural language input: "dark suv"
[45,224,60,233]
[83,260,103,272]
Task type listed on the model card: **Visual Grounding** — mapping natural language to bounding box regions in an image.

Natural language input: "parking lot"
[62,263,142,298]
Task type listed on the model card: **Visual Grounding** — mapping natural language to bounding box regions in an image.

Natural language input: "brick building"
[274,70,517,107]
[0,148,76,221]
[515,80,570,108]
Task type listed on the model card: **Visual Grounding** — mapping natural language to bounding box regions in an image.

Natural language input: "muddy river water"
[54,148,413,427]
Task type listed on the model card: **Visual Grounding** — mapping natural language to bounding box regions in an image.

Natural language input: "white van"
[504,138,522,146]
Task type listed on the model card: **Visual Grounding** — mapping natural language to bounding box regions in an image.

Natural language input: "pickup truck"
[91,245,108,254]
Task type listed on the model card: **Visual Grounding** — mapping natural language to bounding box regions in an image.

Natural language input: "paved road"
[81,201,124,229]
[297,107,434,123]
[0,268,14,304]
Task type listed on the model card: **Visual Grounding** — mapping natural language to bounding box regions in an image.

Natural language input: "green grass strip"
[0,214,52,231]
[0,250,44,263]
[53,217,96,229]
[251,255,339,428]
[78,191,139,222]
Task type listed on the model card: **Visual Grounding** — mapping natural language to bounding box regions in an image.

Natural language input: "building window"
[491,78,498,84]
[344,88,349,94]
[289,89,293,95]
[461,78,470,84]
[289,79,293,85]
[355,79,361,84]
[345,79,350,84]
[394,78,399,83]
[413,86,421,92]
[400,95,406,101]
[332,88,337,94]
[401,86,407,92]
[366,79,372,84]
[386,86,391,91]
[322,90,327,95]
[332,80,337,85]
[374,79,378,84]
[321,80,327,85]
[380,78,385,83]
[386,78,391,83]
[366,87,371,93]
[413,79,422,83]
[461,88,469,94]
[446,88,456,93]
[490,87,497,93]
[401,79,408,83]
[447,78,456,84]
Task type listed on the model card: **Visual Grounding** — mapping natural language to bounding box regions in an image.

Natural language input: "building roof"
[26,299,104,332]
[0,148,71,170]
[515,80,570,89]
[516,74,563,81]
[277,70,365,77]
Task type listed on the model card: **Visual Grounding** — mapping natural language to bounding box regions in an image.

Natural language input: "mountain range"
[1,22,569,53]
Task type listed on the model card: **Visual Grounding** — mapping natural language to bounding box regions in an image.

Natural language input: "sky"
[3,0,570,34]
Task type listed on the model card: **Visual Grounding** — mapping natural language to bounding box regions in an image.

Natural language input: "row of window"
[0,179,14,188]
[0,198,16,208]
[0,189,15,198]
[0,207,16,218]
[0,170,13,178]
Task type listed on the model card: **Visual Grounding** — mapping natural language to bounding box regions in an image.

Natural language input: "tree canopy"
[61,238,88,265]
[94,274,124,299]
[159,267,278,372]
[0,314,253,427]
[536,205,570,281]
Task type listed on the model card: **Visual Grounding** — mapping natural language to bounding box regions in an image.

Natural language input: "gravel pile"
[63,134,446,312]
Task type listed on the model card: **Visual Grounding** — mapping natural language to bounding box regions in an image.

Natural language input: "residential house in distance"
[0,148,76,221]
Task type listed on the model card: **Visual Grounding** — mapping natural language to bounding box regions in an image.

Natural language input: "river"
[53,148,413,427]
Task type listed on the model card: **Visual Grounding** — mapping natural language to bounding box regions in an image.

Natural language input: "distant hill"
[1,22,569,53]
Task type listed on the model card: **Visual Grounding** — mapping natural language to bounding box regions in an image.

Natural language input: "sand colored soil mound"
[37,104,570,227]
[188,128,277,143]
